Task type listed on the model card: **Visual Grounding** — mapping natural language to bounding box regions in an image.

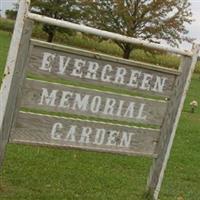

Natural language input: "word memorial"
[0,1,199,200]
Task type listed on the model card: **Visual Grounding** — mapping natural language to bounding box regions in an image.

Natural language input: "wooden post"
[146,43,200,200]
[0,0,33,168]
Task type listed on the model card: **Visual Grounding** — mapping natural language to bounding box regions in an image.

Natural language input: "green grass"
[1,30,200,200]
[160,113,200,200]
[0,145,152,200]
[0,31,11,81]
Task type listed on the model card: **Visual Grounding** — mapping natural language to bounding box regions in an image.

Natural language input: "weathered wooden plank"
[20,79,167,126]
[27,40,179,97]
[10,112,160,157]
[146,44,200,200]
[0,0,33,168]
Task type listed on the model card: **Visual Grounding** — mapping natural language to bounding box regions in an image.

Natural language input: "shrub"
[0,18,14,33]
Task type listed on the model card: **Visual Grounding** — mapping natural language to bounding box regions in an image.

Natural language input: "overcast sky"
[0,0,200,50]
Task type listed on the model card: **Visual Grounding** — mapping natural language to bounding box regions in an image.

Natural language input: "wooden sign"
[0,1,199,199]
[20,79,167,126]
[28,40,179,97]
[9,41,171,158]
[11,112,160,157]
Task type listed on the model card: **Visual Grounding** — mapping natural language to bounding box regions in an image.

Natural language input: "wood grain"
[27,40,178,97]
[147,44,200,200]
[20,79,167,126]
[10,112,160,157]
[0,1,33,168]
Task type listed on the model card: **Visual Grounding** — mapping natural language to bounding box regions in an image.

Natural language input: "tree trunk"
[123,48,132,59]
[47,32,54,43]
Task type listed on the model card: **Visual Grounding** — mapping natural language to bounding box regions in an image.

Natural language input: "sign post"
[0,1,199,199]
[147,44,200,199]
[0,0,33,167]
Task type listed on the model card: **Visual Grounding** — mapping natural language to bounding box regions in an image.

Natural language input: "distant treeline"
[0,17,200,73]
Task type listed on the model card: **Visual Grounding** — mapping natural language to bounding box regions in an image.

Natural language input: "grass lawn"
[0,30,200,200]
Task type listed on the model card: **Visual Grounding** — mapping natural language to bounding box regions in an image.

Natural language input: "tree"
[81,0,192,59]
[5,3,18,20]
[30,0,82,42]
[5,10,17,20]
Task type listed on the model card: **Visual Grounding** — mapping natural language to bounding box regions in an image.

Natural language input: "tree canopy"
[82,0,192,59]
[30,0,82,42]
[5,3,18,20]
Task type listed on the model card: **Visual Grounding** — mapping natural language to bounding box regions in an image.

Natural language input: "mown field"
[0,29,200,200]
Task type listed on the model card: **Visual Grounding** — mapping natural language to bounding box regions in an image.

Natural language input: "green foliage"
[30,0,82,42]
[0,31,11,82]
[1,0,193,60]
[0,18,14,33]
[5,10,17,20]
[82,0,193,58]
[4,3,18,20]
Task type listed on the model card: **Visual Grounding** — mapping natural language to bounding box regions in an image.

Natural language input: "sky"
[0,0,200,50]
